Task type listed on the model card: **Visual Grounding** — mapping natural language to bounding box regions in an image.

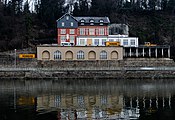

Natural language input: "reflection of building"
[36,93,173,119]
[36,94,123,119]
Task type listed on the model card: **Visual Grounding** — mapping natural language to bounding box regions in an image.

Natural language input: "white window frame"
[100,51,107,59]
[80,39,85,46]
[54,50,61,60]
[70,36,75,42]
[80,28,85,35]
[77,51,85,59]
[109,39,114,42]
[130,39,135,46]
[70,29,75,34]
[123,39,128,45]
[102,39,106,46]
[94,39,99,46]
[89,29,95,35]
[60,29,66,34]
[99,28,104,35]
[60,36,66,42]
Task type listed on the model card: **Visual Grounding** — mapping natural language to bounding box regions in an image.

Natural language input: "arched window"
[99,19,104,25]
[80,19,85,25]
[88,51,96,60]
[65,51,73,60]
[77,50,85,59]
[42,51,50,60]
[90,19,94,25]
[54,50,61,60]
[100,51,107,59]
[111,51,118,60]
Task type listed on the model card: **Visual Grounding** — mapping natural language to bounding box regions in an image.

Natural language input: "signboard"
[19,54,35,58]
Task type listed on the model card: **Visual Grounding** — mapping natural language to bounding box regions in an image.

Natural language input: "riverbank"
[0,58,175,80]
[0,67,175,80]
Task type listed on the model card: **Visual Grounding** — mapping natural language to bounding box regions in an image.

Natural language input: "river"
[0,79,175,120]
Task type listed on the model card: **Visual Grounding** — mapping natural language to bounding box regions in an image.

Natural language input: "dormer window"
[99,19,104,25]
[90,19,94,25]
[80,19,85,25]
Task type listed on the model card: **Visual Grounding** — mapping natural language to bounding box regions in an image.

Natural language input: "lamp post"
[14,49,16,68]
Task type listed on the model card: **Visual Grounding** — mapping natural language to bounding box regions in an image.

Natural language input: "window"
[85,29,89,35]
[100,51,107,59]
[109,39,114,42]
[77,96,85,107]
[89,29,95,35]
[60,29,66,34]
[99,28,104,35]
[94,39,99,46]
[101,95,107,105]
[77,51,85,59]
[80,28,85,35]
[81,19,85,22]
[80,19,85,25]
[99,19,104,25]
[70,29,75,34]
[70,36,74,42]
[95,29,99,35]
[61,22,64,26]
[123,39,128,45]
[60,36,66,42]
[90,19,94,25]
[102,39,106,46]
[66,16,69,20]
[130,39,135,46]
[90,19,94,22]
[80,39,85,45]
[71,22,74,26]
[54,50,61,60]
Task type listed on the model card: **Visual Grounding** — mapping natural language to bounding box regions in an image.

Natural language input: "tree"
[73,2,80,16]
[167,0,175,14]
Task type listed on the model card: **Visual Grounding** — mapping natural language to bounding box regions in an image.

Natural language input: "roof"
[56,13,110,24]
[74,17,110,24]
[56,13,78,22]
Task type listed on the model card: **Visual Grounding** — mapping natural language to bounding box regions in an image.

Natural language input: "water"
[0,79,175,120]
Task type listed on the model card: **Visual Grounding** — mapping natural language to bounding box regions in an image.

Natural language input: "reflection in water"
[0,79,175,120]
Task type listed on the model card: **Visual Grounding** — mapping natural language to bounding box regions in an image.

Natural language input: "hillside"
[0,0,175,58]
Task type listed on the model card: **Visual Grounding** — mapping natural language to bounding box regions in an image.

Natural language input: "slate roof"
[75,17,110,24]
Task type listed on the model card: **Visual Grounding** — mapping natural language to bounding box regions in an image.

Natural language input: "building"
[56,13,138,47]
[57,13,110,46]
[37,13,170,61]
[37,45,123,61]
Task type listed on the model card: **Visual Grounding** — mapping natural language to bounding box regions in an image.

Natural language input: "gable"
[57,13,78,28]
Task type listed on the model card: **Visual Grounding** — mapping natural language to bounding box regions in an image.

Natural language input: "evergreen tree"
[167,0,175,14]
[161,0,168,11]
[73,2,80,16]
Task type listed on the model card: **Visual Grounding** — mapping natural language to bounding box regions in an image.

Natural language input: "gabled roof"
[75,17,110,24]
[56,13,78,22]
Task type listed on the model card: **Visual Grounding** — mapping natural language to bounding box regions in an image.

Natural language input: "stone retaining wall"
[37,58,175,68]
[0,58,175,79]
[1,70,175,79]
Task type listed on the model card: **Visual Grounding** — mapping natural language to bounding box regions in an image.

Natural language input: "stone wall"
[1,70,175,79]
[37,58,175,68]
